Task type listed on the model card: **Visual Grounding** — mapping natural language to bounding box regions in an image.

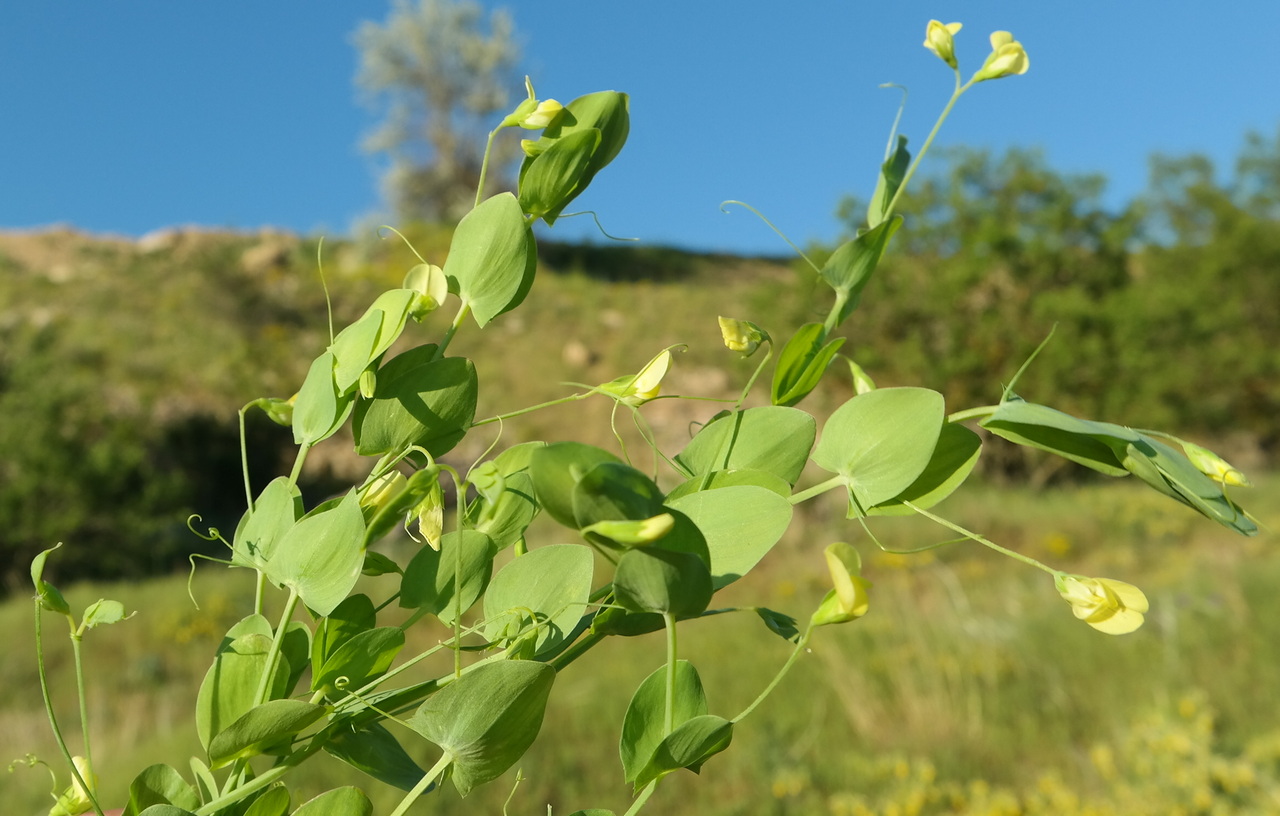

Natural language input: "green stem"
[252,589,301,706]
[663,613,678,735]
[238,405,253,511]
[475,127,500,210]
[789,475,846,506]
[470,391,590,428]
[35,605,106,816]
[287,441,312,489]
[882,76,968,222]
[70,633,94,798]
[903,500,1057,575]
[433,301,472,361]
[389,753,454,816]
[946,405,1000,424]
[623,780,659,816]
[194,743,321,815]
[734,627,812,724]
[733,345,773,412]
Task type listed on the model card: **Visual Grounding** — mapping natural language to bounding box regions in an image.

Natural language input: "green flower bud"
[1180,441,1252,487]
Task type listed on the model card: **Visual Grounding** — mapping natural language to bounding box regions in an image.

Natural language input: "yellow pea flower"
[972,30,1030,82]
[519,99,564,129]
[1054,573,1148,635]
[359,469,408,515]
[1181,441,1252,487]
[600,349,673,406]
[49,756,97,816]
[717,316,768,356]
[811,542,871,626]
[923,20,963,69]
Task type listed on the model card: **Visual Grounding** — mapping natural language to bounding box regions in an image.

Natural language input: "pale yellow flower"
[519,99,564,129]
[1055,574,1148,635]
[717,316,768,356]
[811,542,871,626]
[600,349,674,406]
[1181,441,1252,487]
[923,20,963,69]
[359,469,408,514]
[972,30,1030,82]
[49,756,97,816]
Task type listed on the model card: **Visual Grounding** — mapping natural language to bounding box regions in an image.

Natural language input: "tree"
[356,0,522,224]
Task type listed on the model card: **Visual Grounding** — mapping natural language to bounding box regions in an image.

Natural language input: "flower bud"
[811,542,871,626]
[1054,573,1148,635]
[717,316,768,357]
[972,31,1029,82]
[359,469,408,515]
[923,20,962,69]
[519,99,564,129]
[600,349,673,407]
[1180,441,1252,487]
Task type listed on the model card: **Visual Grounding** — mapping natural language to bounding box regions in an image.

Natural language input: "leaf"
[665,468,792,501]
[329,289,418,394]
[233,477,303,569]
[1121,435,1258,536]
[529,442,624,528]
[208,700,326,768]
[326,721,429,794]
[278,620,313,698]
[291,787,373,816]
[293,351,355,447]
[518,127,602,220]
[196,620,290,750]
[868,134,910,228]
[123,764,200,816]
[483,544,594,655]
[408,660,556,796]
[674,406,816,487]
[399,530,497,625]
[137,807,198,816]
[82,598,126,628]
[353,345,478,458]
[867,423,983,516]
[667,485,792,588]
[444,192,536,327]
[812,387,945,514]
[756,608,801,643]
[771,323,845,407]
[30,543,70,615]
[521,91,630,224]
[571,461,666,535]
[634,715,734,787]
[242,786,291,816]
[264,490,366,617]
[312,626,405,698]
[312,594,376,676]
[979,397,1136,476]
[613,547,712,618]
[619,660,708,785]
[468,470,539,550]
[819,216,902,328]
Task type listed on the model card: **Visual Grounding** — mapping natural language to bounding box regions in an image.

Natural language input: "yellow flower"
[1180,441,1252,487]
[600,349,673,406]
[923,20,963,69]
[519,99,564,129]
[717,316,768,356]
[359,469,408,514]
[49,756,97,816]
[972,30,1029,82]
[811,542,871,626]
[1054,574,1148,635]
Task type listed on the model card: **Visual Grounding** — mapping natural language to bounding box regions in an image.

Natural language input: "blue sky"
[3,2,1278,255]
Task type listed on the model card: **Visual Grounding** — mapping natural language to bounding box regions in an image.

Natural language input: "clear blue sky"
[3,2,1278,255]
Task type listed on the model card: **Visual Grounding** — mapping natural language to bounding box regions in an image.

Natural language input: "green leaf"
[326,722,429,794]
[571,461,666,534]
[619,660,708,785]
[81,598,126,628]
[291,787,373,816]
[444,192,536,327]
[867,423,982,516]
[756,608,801,643]
[812,388,945,514]
[667,485,792,588]
[123,764,200,816]
[329,289,417,394]
[613,547,712,618]
[353,346,478,458]
[529,442,624,528]
[665,468,792,501]
[674,407,816,487]
[196,618,291,750]
[818,216,902,329]
[362,550,402,576]
[265,490,366,617]
[312,626,405,698]
[312,594,376,677]
[979,397,1136,476]
[634,715,734,787]
[468,470,539,550]
[521,91,630,224]
[278,620,312,698]
[518,127,602,220]
[233,477,303,570]
[483,544,594,655]
[1121,435,1258,535]
[293,351,355,447]
[137,807,198,816]
[208,699,326,769]
[399,530,497,625]
[408,660,556,796]
[242,786,291,816]
[771,323,845,407]
[868,134,910,228]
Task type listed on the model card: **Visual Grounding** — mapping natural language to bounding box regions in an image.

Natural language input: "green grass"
[5,475,1277,815]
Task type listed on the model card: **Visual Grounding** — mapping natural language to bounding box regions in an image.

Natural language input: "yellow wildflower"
[923,20,963,69]
[1054,573,1148,634]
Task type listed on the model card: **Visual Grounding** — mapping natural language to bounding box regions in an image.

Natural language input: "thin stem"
[623,780,659,816]
[194,743,321,815]
[35,604,107,816]
[287,441,312,489]
[475,127,500,210]
[238,405,253,510]
[882,77,968,221]
[903,500,1057,576]
[470,392,590,428]
[433,301,472,361]
[663,613,678,735]
[389,753,453,816]
[251,589,301,706]
[70,633,94,796]
[733,345,773,412]
[946,405,1000,424]
[789,475,846,506]
[734,628,811,724]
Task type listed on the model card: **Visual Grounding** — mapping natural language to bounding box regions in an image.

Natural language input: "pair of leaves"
[399,530,497,625]
[620,661,733,790]
[262,490,367,617]
[771,323,845,407]
[352,343,478,458]
[673,406,816,487]
[518,91,630,224]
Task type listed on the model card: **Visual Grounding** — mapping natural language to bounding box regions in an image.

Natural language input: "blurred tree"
[356,0,521,224]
